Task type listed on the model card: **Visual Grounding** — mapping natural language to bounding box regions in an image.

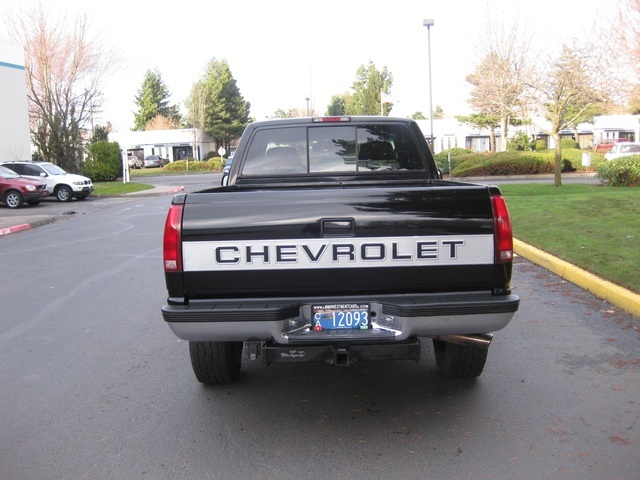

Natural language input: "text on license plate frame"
[312,303,370,331]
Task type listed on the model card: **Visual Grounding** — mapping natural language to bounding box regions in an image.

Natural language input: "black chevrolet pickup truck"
[162,116,519,384]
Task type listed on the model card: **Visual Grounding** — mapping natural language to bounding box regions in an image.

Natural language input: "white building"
[0,39,31,161]
[415,115,640,154]
[109,128,216,162]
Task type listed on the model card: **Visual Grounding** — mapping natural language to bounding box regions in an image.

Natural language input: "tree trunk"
[554,132,563,187]
[501,116,510,152]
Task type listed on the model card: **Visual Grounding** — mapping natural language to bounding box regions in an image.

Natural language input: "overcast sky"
[2,0,614,132]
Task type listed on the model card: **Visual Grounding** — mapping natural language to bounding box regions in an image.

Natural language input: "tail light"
[163,204,183,272]
[491,194,513,263]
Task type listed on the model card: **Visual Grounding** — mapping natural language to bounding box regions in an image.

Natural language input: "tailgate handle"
[321,218,355,237]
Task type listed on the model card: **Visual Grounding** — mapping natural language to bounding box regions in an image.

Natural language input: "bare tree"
[186,82,207,161]
[146,114,180,131]
[526,43,616,186]
[617,0,640,72]
[615,0,640,111]
[5,4,117,171]
[467,18,531,152]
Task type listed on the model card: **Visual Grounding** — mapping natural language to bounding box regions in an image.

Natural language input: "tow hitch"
[246,339,421,366]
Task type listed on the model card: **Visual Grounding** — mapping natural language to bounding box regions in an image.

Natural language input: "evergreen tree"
[343,62,393,115]
[189,59,250,151]
[133,69,180,131]
[326,95,346,116]
[91,125,109,142]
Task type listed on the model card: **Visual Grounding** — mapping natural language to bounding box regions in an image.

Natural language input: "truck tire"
[432,338,488,378]
[189,341,243,385]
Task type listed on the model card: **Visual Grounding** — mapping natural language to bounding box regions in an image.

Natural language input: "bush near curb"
[454,153,554,176]
[433,148,473,174]
[596,156,640,186]
[84,140,123,181]
[436,148,607,177]
[162,158,223,172]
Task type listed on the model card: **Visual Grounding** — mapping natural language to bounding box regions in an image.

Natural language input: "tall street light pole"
[423,18,435,151]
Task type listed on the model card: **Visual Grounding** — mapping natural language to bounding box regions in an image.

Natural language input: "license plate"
[312,303,370,331]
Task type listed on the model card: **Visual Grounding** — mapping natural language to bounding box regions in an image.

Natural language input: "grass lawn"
[499,184,639,294]
[93,182,154,195]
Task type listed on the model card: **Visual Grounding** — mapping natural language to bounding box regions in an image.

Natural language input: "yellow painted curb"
[513,239,640,319]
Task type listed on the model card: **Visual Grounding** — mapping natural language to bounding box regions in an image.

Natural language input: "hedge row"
[434,149,608,177]
[162,158,223,172]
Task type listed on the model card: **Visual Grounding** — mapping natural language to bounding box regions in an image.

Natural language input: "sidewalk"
[1,183,638,319]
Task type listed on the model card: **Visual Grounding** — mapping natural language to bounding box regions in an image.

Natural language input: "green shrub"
[596,156,640,186]
[84,140,122,181]
[560,138,580,149]
[558,149,607,171]
[533,139,548,151]
[507,132,533,151]
[435,148,612,177]
[433,148,473,173]
[163,159,223,172]
[453,152,554,176]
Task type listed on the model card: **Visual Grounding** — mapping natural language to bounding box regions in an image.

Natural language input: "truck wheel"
[432,339,488,378]
[189,341,243,385]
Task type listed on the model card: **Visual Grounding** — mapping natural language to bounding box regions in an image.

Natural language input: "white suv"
[2,161,93,202]
[604,142,640,161]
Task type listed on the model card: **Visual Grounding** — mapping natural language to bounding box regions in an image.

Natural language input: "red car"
[593,138,631,153]
[0,165,50,208]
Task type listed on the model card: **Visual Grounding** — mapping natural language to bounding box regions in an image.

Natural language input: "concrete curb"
[122,185,185,197]
[0,223,31,236]
[514,239,640,318]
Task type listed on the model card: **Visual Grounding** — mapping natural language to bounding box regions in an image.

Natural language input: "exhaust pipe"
[433,333,493,349]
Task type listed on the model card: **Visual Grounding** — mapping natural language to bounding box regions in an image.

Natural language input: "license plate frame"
[312,303,370,331]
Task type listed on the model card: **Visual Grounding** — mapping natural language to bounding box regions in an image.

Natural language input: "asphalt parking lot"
[0,183,179,233]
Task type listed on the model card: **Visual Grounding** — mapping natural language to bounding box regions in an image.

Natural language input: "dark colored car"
[0,165,49,209]
[223,155,234,175]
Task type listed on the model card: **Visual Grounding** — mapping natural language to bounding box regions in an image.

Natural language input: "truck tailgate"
[179,183,502,299]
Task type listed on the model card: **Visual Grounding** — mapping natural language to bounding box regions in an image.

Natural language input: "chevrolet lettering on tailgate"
[182,235,493,271]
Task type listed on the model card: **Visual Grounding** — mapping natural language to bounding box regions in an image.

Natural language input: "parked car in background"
[128,155,144,169]
[594,138,631,153]
[1,161,93,202]
[604,142,640,160]
[0,165,49,209]
[144,155,163,168]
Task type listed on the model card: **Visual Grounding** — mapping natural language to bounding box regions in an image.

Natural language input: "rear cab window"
[240,124,426,176]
